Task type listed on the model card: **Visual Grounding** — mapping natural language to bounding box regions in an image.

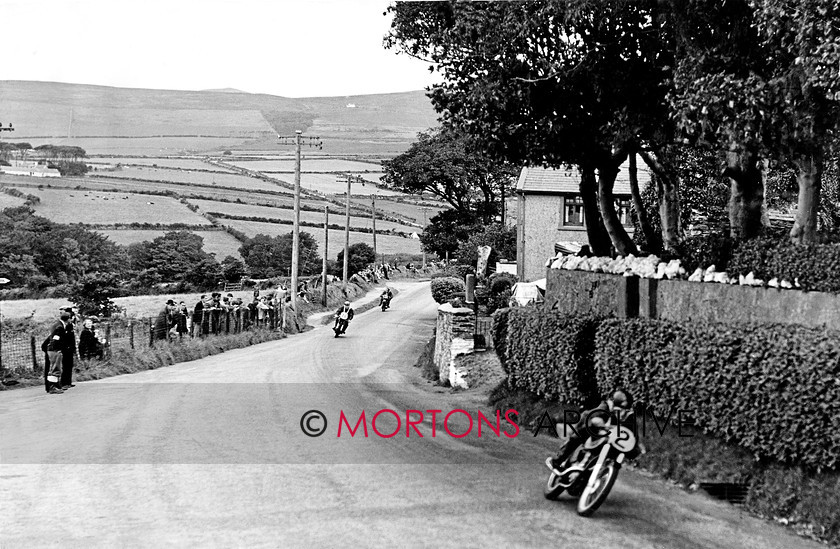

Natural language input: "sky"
[1,0,440,97]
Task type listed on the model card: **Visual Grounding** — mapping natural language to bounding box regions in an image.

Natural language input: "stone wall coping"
[438,303,475,315]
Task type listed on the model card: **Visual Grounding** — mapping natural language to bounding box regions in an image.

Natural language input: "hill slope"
[0,81,439,155]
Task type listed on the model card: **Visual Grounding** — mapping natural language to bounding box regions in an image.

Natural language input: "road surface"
[0,281,819,548]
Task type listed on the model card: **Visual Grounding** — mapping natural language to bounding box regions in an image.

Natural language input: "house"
[515,161,650,281]
[0,160,61,178]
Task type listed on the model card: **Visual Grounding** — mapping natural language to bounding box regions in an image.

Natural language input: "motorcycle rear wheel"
[576,462,619,517]
[544,472,565,500]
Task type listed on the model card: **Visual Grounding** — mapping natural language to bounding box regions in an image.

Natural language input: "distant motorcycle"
[543,409,640,516]
[379,292,392,312]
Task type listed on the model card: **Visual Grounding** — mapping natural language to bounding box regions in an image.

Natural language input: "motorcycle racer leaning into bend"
[333,300,354,337]
[549,389,642,473]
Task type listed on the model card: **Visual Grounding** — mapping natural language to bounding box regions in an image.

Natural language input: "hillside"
[0,81,440,155]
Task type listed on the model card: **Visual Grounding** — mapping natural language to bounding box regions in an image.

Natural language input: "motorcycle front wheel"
[544,471,565,500]
[576,462,619,516]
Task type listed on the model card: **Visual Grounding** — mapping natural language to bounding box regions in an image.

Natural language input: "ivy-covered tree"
[238,232,321,278]
[419,208,476,259]
[337,242,376,278]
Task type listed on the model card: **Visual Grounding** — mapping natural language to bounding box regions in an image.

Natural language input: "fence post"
[105,324,112,359]
[129,321,134,349]
[149,318,154,348]
[30,335,39,371]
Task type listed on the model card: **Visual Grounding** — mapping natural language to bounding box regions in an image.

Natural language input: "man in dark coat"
[153,300,176,341]
[43,310,72,394]
[59,307,77,389]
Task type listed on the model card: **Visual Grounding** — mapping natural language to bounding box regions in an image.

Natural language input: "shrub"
[487,272,517,314]
[595,317,840,470]
[677,231,734,272]
[493,307,601,407]
[430,276,465,304]
[728,237,840,292]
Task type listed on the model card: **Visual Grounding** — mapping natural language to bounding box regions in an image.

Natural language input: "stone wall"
[546,268,840,330]
[432,303,475,388]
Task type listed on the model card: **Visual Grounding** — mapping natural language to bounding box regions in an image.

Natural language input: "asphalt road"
[0,281,820,548]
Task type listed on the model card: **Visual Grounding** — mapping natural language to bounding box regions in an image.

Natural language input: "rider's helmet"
[344,300,350,306]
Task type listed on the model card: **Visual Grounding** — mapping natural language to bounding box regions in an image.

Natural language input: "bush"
[677,231,734,272]
[594,317,840,470]
[487,272,517,314]
[430,276,465,304]
[492,307,601,407]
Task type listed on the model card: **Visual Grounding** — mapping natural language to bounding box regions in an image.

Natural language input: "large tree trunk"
[725,147,765,240]
[628,153,660,253]
[598,162,639,256]
[639,149,680,252]
[790,151,823,244]
[579,167,611,256]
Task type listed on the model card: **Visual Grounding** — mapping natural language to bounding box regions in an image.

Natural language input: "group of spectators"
[152,289,297,341]
[42,307,107,395]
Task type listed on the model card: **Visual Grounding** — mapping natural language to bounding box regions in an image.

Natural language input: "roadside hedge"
[492,307,600,407]
[595,318,840,471]
[430,276,465,304]
[729,237,840,293]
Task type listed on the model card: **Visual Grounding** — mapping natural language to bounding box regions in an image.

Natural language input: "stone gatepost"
[432,303,475,388]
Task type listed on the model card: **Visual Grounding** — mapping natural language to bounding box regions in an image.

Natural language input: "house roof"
[516,160,651,196]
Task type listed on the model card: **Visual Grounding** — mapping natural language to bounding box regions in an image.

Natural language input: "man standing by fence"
[43,310,71,394]
[59,307,77,390]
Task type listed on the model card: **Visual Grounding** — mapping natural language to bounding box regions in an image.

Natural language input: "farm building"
[515,160,650,281]
[1,161,60,178]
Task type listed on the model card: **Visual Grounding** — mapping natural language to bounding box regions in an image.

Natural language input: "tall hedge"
[430,276,465,303]
[492,307,601,407]
[595,318,840,470]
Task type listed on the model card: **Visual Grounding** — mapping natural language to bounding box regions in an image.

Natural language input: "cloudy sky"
[1,0,439,97]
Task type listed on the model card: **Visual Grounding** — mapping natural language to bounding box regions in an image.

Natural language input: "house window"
[563,196,585,226]
[616,199,634,228]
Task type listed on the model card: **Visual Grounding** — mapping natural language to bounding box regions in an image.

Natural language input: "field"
[221,219,421,258]
[269,172,403,196]
[354,198,447,223]
[228,158,382,173]
[93,166,284,192]
[88,157,236,172]
[0,192,26,209]
[96,229,244,260]
[26,188,212,226]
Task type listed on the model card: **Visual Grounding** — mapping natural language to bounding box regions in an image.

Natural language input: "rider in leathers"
[334,301,355,337]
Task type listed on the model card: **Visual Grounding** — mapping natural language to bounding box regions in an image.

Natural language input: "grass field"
[269,172,403,196]
[0,192,27,209]
[188,198,417,233]
[96,166,284,192]
[88,157,236,172]
[229,158,382,172]
[220,219,421,257]
[352,197,446,223]
[27,188,212,226]
[96,229,244,260]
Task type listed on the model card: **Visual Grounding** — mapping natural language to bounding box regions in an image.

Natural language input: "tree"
[68,271,121,317]
[419,208,476,259]
[387,1,674,256]
[337,243,376,278]
[221,255,247,282]
[455,223,516,271]
[126,231,221,285]
[381,126,518,223]
[238,232,321,278]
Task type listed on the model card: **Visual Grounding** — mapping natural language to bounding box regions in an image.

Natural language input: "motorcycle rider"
[379,287,393,310]
[549,389,637,472]
[334,300,355,337]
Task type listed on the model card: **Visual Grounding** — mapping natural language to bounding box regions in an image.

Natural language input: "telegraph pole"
[322,205,329,306]
[371,193,377,263]
[343,174,351,286]
[422,207,428,270]
[278,131,321,316]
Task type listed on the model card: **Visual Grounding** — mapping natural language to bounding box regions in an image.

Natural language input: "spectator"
[78,318,103,361]
[257,296,270,326]
[192,295,206,337]
[59,307,77,390]
[175,301,189,338]
[153,299,176,341]
[43,310,72,394]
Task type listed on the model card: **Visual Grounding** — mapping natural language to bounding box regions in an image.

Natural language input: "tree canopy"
[238,231,321,278]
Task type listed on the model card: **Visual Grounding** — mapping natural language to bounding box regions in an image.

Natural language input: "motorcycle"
[379,293,392,311]
[543,409,639,516]
[333,312,350,337]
